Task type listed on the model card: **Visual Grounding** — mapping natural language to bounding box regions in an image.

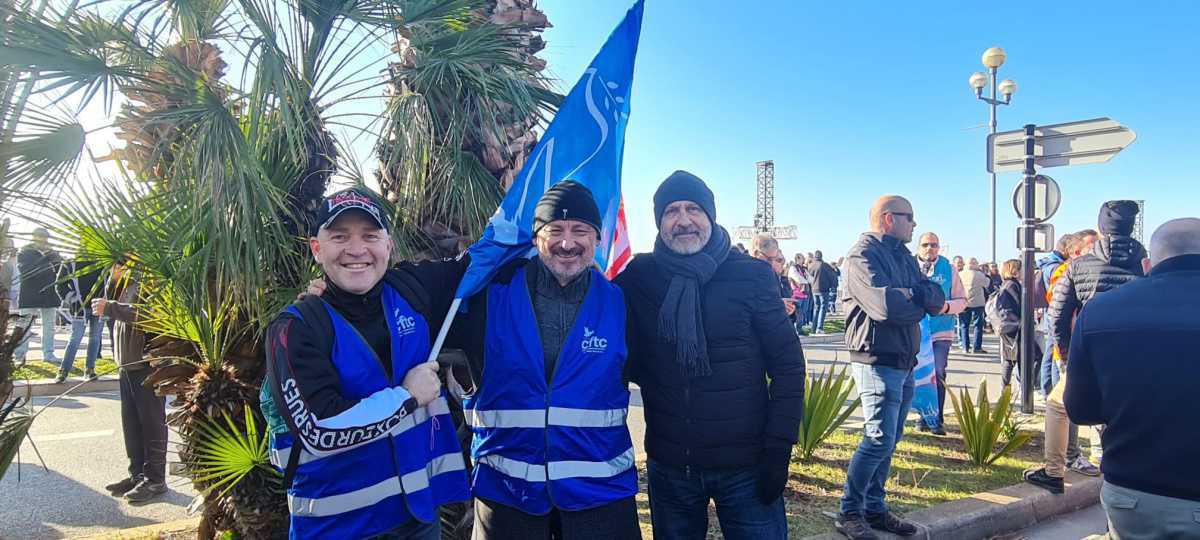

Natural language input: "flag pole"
[426,297,462,363]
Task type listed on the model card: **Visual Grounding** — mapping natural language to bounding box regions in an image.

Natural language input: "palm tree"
[0,0,556,536]
[377,0,556,258]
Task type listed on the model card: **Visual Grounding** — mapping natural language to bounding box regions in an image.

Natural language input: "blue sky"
[538,0,1200,260]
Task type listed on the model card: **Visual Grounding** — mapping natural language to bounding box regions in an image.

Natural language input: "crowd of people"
[1,225,108,383]
[12,176,1195,539]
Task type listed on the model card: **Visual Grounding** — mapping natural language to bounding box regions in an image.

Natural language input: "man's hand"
[91,298,107,317]
[402,361,442,406]
[782,298,797,316]
[298,278,327,300]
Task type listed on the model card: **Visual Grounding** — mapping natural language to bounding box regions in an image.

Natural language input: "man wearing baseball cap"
[449,180,640,539]
[260,186,469,539]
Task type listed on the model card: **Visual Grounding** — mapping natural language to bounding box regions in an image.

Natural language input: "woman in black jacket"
[995,259,1039,388]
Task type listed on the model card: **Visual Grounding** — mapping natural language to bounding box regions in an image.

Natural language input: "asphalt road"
[0,391,198,540]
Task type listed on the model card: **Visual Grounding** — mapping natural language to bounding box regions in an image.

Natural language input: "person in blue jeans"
[837,196,945,540]
[61,313,104,379]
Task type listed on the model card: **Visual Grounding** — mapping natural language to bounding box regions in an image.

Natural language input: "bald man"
[1063,218,1200,538]
[837,196,944,539]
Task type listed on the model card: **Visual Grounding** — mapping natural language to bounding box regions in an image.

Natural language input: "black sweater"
[1064,254,1200,502]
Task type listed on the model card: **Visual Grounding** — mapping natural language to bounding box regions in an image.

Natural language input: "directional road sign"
[988,117,1136,173]
[1012,174,1062,222]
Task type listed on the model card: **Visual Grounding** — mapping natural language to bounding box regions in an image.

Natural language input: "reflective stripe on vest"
[272,396,452,468]
[476,446,635,482]
[467,407,628,429]
[277,284,469,538]
[288,451,465,517]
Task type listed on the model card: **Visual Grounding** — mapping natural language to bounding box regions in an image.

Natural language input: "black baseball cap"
[311,187,390,236]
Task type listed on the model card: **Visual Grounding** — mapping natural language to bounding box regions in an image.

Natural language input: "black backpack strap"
[268,295,333,488]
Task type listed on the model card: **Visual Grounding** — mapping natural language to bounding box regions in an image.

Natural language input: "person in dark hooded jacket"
[1024,201,1145,495]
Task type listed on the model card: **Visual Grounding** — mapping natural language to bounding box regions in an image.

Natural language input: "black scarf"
[652,225,732,377]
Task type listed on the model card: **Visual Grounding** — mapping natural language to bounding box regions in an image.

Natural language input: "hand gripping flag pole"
[425,0,645,364]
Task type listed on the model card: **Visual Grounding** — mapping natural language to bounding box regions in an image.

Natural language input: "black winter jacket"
[17,245,62,309]
[808,260,839,292]
[615,249,806,469]
[1048,235,1145,357]
[842,233,944,368]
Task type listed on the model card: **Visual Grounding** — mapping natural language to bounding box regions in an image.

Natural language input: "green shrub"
[797,364,861,460]
[948,380,1033,466]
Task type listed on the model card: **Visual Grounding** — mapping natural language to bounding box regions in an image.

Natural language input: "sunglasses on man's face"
[888,212,914,221]
[921,242,939,248]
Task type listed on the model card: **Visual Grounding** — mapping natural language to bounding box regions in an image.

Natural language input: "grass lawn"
[821,318,846,334]
[11,357,118,380]
[633,423,1044,538]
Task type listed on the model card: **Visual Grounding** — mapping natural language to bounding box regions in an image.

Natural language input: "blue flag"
[454,0,644,300]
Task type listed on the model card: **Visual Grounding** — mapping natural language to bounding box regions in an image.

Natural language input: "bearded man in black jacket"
[614,171,805,540]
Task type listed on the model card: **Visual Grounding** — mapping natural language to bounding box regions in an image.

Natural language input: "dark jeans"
[841,364,914,516]
[120,367,167,483]
[472,496,640,540]
[958,307,985,350]
[646,458,786,540]
[371,518,439,540]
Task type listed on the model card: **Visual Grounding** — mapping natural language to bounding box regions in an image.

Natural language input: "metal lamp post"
[970,47,1018,264]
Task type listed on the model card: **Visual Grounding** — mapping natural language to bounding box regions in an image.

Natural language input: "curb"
[800,332,844,346]
[806,472,1102,540]
[13,376,120,397]
[71,517,200,539]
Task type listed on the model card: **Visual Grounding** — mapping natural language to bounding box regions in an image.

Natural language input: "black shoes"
[124,479,168,504]
[105,475,144,496]
[917,423,946,436]
[54,371,68,384]
[866,511,918,536]
[1023,467,1065,494]
[85,370,98,381]
[835,513,878,540]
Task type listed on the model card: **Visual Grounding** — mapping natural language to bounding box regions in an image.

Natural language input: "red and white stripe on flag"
[605,198,632,279]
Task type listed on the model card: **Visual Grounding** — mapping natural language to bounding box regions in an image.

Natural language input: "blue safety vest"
[268,285,469,539]
[924,255,956,334]
[466,267,636,514]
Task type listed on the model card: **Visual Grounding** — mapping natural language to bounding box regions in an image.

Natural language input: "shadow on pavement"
[0,466,190,539]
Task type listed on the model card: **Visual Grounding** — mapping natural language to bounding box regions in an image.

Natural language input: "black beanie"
[653,170,716,227]
[533,180,602,236]
[1097,200,1139,236]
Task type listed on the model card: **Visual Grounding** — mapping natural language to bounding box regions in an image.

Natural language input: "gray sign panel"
[988,117,1136,173]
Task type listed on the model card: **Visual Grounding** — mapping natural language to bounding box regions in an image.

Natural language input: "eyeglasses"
[920,242,939,248]
[888,212,914,220]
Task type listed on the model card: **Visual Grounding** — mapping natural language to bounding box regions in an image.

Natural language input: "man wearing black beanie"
[1026,200,1147,495]
[452,180,641,539]
[615,170,805,539]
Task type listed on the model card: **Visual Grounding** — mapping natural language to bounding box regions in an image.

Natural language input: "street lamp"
[969,46,1018,264]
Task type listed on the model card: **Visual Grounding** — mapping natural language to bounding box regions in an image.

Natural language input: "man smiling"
[450,181,640,539]
[261,187,469,539]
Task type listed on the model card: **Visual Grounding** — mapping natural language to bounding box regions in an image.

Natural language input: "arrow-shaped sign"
[988,117,1136,173]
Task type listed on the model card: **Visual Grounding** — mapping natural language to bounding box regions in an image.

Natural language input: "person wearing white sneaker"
[1064,218,1200,538]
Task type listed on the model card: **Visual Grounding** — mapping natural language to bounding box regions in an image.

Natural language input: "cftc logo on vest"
[393,307,417,336]
[582,327,608,354]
